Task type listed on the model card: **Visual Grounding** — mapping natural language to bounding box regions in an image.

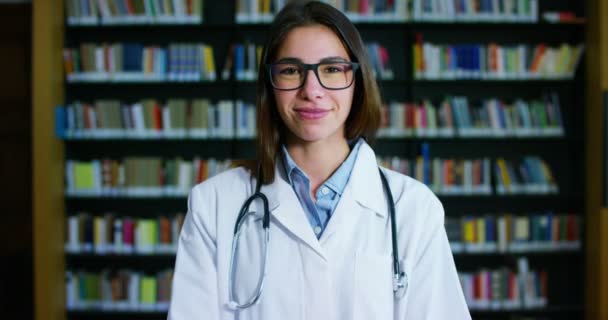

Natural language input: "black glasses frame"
[266,61,360,91]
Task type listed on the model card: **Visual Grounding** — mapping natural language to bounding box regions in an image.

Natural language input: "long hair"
[254,1,382,184]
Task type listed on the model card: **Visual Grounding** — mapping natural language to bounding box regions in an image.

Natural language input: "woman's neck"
[286,135,350,197]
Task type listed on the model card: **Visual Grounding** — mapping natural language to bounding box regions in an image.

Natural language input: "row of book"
[367,42,394,80]
[66,0,203,25]
[64,259,546,312]
[413,38,585,80]
[65,158,233,197]
[64,43,217,82]
[460,258,547,310]
[65,213,185,255]
[494,157,557,194]
[55,99,256,139]
[378,155,557,195]
[66,269,173,311]
[412,0,538,22]
[380,156,492,195]
[221,41,394,81]
[65,156,556,197]
[236,0,409,23]
[64,211,580,256]
[378,93,564,138]
[235,0,538,23]
[446,213,581,254]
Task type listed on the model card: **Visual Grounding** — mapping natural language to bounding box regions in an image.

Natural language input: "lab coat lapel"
[251,162,327,261]
[321,142,388,241]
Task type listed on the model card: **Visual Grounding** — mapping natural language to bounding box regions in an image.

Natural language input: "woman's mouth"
[294,108,329,120]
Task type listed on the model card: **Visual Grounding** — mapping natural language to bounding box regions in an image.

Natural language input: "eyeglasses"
[267,61,359,91]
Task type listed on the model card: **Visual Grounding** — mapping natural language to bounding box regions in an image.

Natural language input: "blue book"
[55,106,66,139]
[122,43,144,72]
[485,215,496,242]
[234,44,245,80]
[421,142,430,184]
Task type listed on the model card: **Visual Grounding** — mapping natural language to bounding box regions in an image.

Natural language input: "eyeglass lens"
[270,62,355,90]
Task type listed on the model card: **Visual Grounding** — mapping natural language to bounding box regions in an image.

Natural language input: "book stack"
[366,42,394,80]
[494,157,558,194]
[378,93,564,138]
[378,156,492,195]
[459,258,548,310]
[65,212,186,255]
[221,42,263,81]
[55,99,256,139]
[65,0,203,26]
[413,35,585,80]
[65,269,174,311]
[64,42,217,82]
[65,157,233,197]
[235,0,408,23]
[411,0,538,23]
[446,213,581,254]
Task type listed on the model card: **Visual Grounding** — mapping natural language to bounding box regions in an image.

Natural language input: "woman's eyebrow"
[274,56,350,64]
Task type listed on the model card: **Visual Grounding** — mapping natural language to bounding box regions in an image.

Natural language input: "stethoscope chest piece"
[393,266,408,299]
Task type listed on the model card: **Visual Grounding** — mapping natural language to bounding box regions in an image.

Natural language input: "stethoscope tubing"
[227,166,406,309]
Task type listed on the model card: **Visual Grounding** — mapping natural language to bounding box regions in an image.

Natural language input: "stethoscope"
[227,167,407,310]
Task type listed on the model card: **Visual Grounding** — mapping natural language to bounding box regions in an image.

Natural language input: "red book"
[122,219,135,246]
[153,102,163,130]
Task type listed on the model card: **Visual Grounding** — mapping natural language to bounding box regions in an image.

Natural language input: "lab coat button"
[321,187,330,195]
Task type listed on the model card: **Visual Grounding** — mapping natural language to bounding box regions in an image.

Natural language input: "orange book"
[529,43,547,72]
[159,216,171,244]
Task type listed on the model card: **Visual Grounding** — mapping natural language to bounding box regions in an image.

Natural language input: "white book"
[66,216,80,253]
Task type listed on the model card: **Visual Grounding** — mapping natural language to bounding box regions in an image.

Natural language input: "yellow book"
[556,44,571,75]
[140,276,157,304]
[164,0,172,15]
[463,218,475,243]
[257,46,263,71]
[203,45,216,81]
[74,162,95,190]
[413,44,420,77]
[94,217,103,247]
[476,218,485,243]
[496,158,511,191]
[262,0,270,14]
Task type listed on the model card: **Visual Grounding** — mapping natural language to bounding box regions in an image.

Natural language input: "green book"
[74,162,95,190]
[140,276,157,304]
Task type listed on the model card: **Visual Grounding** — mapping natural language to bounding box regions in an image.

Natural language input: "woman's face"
[272,24,355,145]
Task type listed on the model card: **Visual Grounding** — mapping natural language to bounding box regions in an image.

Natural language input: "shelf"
[63,137,571,159]
[64,194,583,215]
[68,310,166,320]
[65,305,584,319]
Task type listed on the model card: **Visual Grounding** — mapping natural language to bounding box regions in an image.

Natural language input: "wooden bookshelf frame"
[33,1,65,320]
[585,0,608,319]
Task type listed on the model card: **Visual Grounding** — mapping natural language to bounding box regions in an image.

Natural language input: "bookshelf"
[30,0,608,320]
[585,0,608,319]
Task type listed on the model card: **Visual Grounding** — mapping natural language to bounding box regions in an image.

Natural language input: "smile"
[294,108,330,120]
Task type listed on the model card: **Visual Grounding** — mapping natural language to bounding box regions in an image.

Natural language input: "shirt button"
[314,226,322,235]
[321,187,330,195]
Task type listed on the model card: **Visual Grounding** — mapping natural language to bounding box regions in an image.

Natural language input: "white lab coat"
[168,142,471,320]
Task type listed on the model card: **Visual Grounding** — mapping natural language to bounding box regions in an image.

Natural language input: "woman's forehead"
[275,25,350,62]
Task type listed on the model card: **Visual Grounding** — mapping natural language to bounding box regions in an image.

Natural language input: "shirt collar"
[280,138,364,196]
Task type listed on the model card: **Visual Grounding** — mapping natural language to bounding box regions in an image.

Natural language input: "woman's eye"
[322,65,345,73]
[279,67,300,75]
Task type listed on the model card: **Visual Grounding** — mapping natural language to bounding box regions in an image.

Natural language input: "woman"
[168,2,470,319]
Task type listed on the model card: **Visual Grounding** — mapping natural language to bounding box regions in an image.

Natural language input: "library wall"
[32,0,601,320]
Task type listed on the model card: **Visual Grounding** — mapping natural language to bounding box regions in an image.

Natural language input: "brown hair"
[253,0,382,184]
